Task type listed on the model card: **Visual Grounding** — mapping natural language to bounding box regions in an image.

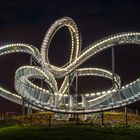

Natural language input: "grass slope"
[0,121,140,140]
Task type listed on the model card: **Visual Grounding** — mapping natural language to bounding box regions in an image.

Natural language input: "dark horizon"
[0,0,140,113]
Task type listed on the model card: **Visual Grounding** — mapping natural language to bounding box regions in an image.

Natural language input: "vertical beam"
[76,70,78,109]
[38,80,43,111]
[20,114,22,125]
[27,56,33,115]
[68,74,71,95]
[125,106,128,125]
[69,95,73,110]
[27,104,32,116]
[48,114,51,127]
[111,47,115,112]
[90,115,93,126]
[30,114,33,126]
[22,98,25,116]
[111,47,115,88]
[82,95,87,109]
[68,74,71,110]
[136,109,138,116]
[55,94,59,108]
[76,114,79,125]
[101,111,104,125]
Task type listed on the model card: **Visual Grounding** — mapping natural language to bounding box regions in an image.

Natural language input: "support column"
[27,104,32,116]
[40,77,43,107]
[111,47,115,88]
[125,106,128,125]
[55,94,59,108]
[76,114,79,125]
[22,98,25,116]
[82,95,87,120]
[30,114,33,126]
[136,109,139,116]
[68,74,72,110]
[50,96,54,106]
[82,95,87,109]
[101,111,104,125]
[27,56,33,115]
[48,114,51,127]
[75,70,78,109]
[69,95,73,110]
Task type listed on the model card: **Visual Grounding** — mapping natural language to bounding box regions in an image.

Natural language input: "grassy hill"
[0,120,140,140]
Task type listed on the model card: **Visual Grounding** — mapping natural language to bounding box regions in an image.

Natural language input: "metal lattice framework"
[0,17,140,114]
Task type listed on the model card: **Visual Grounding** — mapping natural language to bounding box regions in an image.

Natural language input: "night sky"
[0,0,140,113]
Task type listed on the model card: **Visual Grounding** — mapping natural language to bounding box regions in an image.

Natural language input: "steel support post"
[125,106,128,125]
[22,98,25,116]
[27,56,33,115]
[112,47,115,88]
[76,70,78,109]
[136,109,139,116]
[101,111,104,125]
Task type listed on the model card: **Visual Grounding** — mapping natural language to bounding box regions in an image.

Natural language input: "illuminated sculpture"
[0,17,140,114]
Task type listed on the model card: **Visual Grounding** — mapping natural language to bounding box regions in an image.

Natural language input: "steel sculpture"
[0,17,140,114]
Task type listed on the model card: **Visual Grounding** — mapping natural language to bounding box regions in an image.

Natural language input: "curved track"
[0,17,140,114]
